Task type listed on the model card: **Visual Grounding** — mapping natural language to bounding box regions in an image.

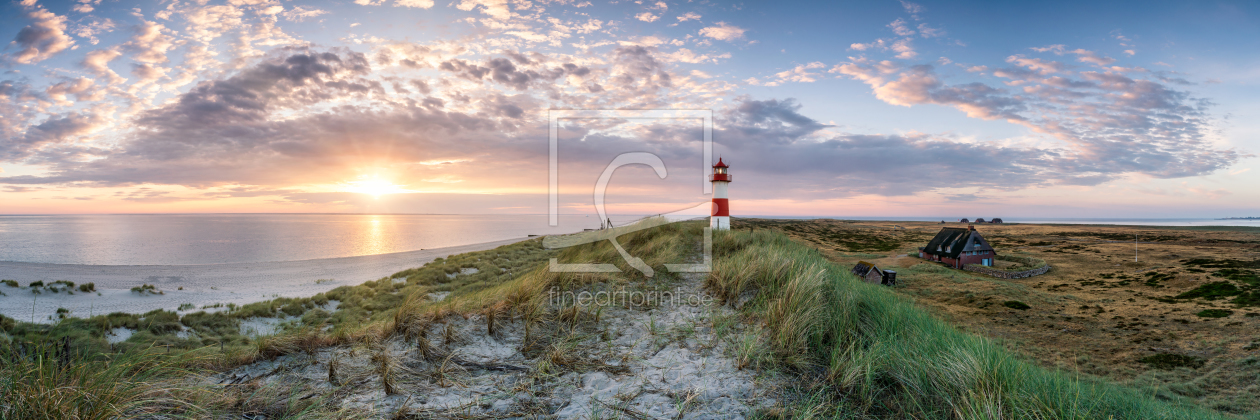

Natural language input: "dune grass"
[706,227,1233,419]
[0,341,209,419]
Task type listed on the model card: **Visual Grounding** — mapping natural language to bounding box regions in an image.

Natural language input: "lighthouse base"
[710,216,730,230]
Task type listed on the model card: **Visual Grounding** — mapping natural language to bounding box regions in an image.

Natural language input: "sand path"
[0,237,530,323]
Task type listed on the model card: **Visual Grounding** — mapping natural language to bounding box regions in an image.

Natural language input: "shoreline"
[0,237,532,323]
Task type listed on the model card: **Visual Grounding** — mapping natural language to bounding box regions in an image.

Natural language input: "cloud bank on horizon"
[0,0,1256,217]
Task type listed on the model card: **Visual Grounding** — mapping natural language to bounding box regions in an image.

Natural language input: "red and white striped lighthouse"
[710,157,731,230]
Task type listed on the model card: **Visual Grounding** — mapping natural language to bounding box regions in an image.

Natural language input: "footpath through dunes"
[0,237,529,322]
[212,273,780,418]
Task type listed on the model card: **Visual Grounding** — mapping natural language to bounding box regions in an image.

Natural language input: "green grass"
[705,226,1231,419]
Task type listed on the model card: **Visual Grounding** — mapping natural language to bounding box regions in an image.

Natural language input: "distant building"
[991,218,1004,224]
[974,218,986,223]
[918,225,997,269]
[959,218,970,223]
[851,261,897,285]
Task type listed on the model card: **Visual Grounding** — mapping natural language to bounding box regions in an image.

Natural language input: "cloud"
[659,48,730,64]
[676,12,701,22]
[849,38,915,59]
[123,21,176,64]
[635,13,659,22]
[80,48,126,85]
[284,6,332,20]
[438,55,587,90]
[1031,44,1116,67]
[395,0,435,8]
[1005,55,1065,75]
[768,62,826,85]
[454,0,511,20]
[888,18,915,36]
[900,0,924,17]
[1,111,106,161]
[699,22,746,41]
[5,6,75,64]
[831,58,1240,182]
[917,23,943,38]
[72,17,115,45]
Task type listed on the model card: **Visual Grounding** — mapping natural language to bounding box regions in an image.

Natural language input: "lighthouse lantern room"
[710,157,731,230]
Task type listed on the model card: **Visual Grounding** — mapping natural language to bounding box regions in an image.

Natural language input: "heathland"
[0,219,1252,419]
[740,218,1260,415]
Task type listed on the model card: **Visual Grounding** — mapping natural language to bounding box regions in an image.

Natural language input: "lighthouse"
[710,157,731,230]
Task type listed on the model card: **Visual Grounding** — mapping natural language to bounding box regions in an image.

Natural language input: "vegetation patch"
[1049,231,1182,241]
[1175,282,1242,301]
[1184,258,1260,269]
[1212,268,1259,285]
[1196,309,1233,318]
[130,284,163,295]
[1003,300,1031,310]
[1139,353,1206,370]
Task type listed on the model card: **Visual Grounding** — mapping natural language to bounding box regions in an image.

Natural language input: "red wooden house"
[918,225,996,269]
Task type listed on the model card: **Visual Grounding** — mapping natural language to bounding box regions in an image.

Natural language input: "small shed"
[851,261,883,284]
[852,261,897,285]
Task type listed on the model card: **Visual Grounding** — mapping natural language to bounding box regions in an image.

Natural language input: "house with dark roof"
[991,218,1004,224]
[918,225,997,269]
[974,218,987,223]
[851,261,897,285]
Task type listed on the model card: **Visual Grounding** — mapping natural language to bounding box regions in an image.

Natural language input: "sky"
[0,0,1257,218]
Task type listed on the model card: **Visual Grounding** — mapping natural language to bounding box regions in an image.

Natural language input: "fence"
[962,263,1051,279]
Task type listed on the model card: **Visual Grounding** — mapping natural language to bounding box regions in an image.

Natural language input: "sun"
[344,178,411,198]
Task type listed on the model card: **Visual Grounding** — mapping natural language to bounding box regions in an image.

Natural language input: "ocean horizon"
[3,213,1257,266]
[0,214,650,266]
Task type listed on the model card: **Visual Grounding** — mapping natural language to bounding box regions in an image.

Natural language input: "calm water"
[751,216,1260,227]
[0,214,642,265]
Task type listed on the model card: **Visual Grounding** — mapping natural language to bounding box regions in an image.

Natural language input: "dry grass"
[740,218,1260,415]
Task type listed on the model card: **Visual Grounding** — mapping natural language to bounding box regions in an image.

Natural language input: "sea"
[0,214,647,265]
[1,214,1256,266]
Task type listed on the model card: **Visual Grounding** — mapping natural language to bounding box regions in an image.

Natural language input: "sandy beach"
[0,237,530,323]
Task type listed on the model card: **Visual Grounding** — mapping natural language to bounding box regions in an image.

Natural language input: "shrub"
[131,284,161,295]
[180,311,238,336]
[1003,300,1031,310]
[1140,353,1206,369]
[140,309,183,335]
[1175,282,1241,300]
[29,281,43,288]
[1196,309,1232,318]
[1,280,17,288]
[78,282,96,292]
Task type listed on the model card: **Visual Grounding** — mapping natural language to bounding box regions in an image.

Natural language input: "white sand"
[0,237,529,323]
